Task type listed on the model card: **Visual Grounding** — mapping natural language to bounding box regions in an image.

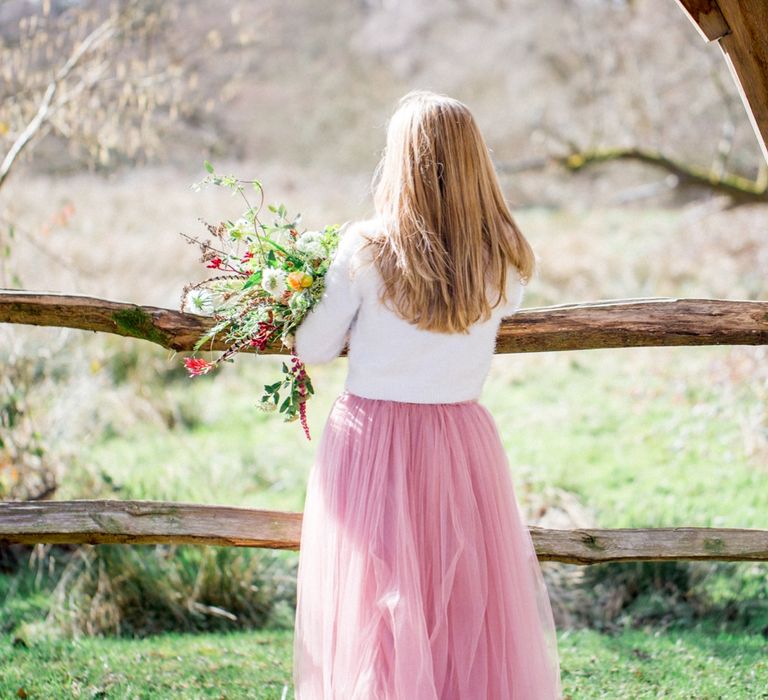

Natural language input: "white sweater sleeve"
[500,265,525,317]
[294,224,363,365]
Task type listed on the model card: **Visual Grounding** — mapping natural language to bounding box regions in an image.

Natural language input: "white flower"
[296,231,325,258]
[184,288,215,315]
[261,268,287,297]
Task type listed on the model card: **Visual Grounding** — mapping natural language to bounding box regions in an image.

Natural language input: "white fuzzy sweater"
[294,219,525,403]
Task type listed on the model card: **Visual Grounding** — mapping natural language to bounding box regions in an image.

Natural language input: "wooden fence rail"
[1,500,767,565]
[1,291,767,354]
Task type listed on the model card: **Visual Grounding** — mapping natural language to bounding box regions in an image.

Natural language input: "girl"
[292,90,563,699]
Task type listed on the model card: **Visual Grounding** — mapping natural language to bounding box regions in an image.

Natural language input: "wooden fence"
[1,291,767,564]
[1,500,767,565]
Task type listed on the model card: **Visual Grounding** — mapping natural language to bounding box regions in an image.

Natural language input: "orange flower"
[287,271,313,291]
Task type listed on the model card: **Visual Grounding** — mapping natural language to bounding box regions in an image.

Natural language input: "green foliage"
[579,560,707,632]
[0,353,62,500]
[41,544,296,638]
[0,559,56,634]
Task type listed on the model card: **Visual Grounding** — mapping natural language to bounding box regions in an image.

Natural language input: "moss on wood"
[111,307,168,346]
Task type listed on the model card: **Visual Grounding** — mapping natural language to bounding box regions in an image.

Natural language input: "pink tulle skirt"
[293,390,562,699]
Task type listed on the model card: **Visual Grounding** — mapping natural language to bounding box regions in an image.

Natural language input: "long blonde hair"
[366,90,536,334]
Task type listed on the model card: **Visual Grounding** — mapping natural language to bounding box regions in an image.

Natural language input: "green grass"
[70,342,768,531]
[1,628,766,699]
[484,345,768,530]
[557,627,768,699]
[0,629,295,699]
[64,356,351,513]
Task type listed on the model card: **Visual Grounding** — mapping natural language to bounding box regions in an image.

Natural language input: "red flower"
[184,357,215,377]
[290,352,311,440]
[250,321,275,351]
[241,251,254,262]
[299,398,311,441]
[206,257,223,269]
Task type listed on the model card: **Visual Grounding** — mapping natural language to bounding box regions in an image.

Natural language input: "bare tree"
[0,0,196,188]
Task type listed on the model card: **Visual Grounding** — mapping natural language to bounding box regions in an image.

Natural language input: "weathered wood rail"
[1,500,767,565]
[1,291,767,354]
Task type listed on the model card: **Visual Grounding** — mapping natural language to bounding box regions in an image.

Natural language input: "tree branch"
[558,147,768,204]
[0,19,115,188]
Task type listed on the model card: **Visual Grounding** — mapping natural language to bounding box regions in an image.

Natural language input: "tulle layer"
[293,391,562,699]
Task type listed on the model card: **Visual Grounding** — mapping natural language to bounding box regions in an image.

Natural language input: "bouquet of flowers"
[180,161,343,440]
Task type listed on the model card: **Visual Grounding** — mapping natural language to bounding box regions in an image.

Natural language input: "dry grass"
[4,165,766,307]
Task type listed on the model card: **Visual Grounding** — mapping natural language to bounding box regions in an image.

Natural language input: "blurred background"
[1,0,766,697]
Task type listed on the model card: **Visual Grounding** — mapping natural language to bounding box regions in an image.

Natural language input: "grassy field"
[2,337,765,696]
[68,341,768,537]
[1,627,766,699]
[1,182,767,696]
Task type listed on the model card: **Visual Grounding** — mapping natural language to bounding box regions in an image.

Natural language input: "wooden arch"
[675,0,768,164]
